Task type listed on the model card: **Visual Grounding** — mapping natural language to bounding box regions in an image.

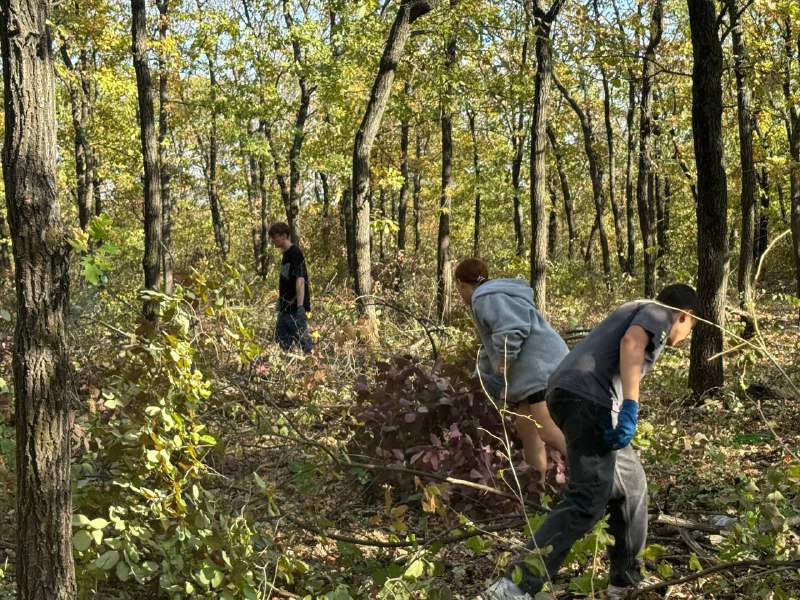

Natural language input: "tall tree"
[58,42,96,231]
[131,0,163,320]
[529,0,566,313]
[554,74,612,282]
[593,0,626,271]
[468,109,481,257]
[397,83,411,253]
[728,0,757,308]
[687,0,729,394]
[546,123,576,259]
[437,0,458,322]
[1,0,77,596]
[352,0,438,320]
[157,0,173,292]
[281,0,312,245]
[782,18,800,321]
[199,51,230,261]
[636,0,663,298]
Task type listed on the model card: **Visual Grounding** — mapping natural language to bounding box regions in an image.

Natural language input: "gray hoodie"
[472,278,569,403]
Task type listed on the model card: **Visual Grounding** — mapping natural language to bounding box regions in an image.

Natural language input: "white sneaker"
[606,576,662,599]
[481,577,534,600]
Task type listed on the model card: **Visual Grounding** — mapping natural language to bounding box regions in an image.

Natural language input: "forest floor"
[193,290,800,599]
[0,278,798,599]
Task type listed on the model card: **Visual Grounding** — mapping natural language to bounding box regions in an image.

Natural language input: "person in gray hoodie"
[454,258,568,485]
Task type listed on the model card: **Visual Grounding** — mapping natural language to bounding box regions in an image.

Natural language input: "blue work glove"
[603,399,639,450]
[294,305,306,316]
[483,372,506,401]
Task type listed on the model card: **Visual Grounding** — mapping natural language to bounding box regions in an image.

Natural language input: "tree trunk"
[547,178,558,259]
[203,55,229,261]
[468,110,481,257]
[593,0,625,271]
[728,0,757,308]
[413,130,424,254]
[511,18,530,258]
[246,152,261,271]
[754,125,770,265]
[342,187,356,281]
[257,154,271,278]
[0,213,11,271]
[687,0,729,395]
[1,0,77,596]
[282,0,310,245]
[58,46,95,232]
[554,75,612,283]
[546,124,576,259]
[624,76,638,274]
[656,175,671,277]
[378,187,386,263]
[636,0,663,298]
[157,0,173,292]
[782,20,800,321]
[398,91,410,252]
[436,0,457,322]
[511,125,526,258]
[352,0,437,319]
[132,0,163,320]
[529,0,566,313]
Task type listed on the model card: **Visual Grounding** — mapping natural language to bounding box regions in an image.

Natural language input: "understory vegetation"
[1,238,797,599]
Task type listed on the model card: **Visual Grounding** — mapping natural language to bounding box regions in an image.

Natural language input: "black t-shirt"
[278,245,311,314]
[547,301,674,410]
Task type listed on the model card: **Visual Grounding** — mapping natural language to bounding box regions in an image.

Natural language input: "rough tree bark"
[131,0,163,320]
[200,53,230,261]
[58,44,95,231]
[636,0,663,298]
[157,0,173,292]
[728,0,757,308]
[413,130,424,254]
[282,0,311,245]
[546,124,576,259]
[593,0,625,271]
[1,0,78,596]
[437,0,457,322]
[352,0,438,320]
[553,74,612,282]
[782,19,800,321]
[687,0,729,395]
[398,83,411,252]
[511,16,530,258]
[529,0,566,313]
[468,109,481,257]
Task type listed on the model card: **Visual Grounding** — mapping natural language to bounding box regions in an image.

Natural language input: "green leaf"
[72,514,91,527]
[689,553,702,572]
[116,560,131,582]
[73,530,93,552]
[91,550,120,571]
[89,518,109,530]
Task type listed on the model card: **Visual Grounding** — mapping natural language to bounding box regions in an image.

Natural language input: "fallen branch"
[629,558,800,597]
[344,460,549,513]
[284,513,525,549]
[650,514,723,534]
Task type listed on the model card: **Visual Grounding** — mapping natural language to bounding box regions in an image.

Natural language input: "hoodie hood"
[472,278,535,306]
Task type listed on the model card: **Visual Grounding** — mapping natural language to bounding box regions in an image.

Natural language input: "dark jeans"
[506,390,648,593]
[275,310,312,353]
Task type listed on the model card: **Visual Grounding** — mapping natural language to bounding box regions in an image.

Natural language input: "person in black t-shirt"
[268,222,312,353]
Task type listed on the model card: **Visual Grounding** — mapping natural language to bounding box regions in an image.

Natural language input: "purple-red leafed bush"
[351,352,561,511]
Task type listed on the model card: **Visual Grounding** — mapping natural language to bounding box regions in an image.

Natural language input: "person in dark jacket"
[455,258,568,486]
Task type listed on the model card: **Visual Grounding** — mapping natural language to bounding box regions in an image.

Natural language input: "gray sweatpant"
[506,390,648,593]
